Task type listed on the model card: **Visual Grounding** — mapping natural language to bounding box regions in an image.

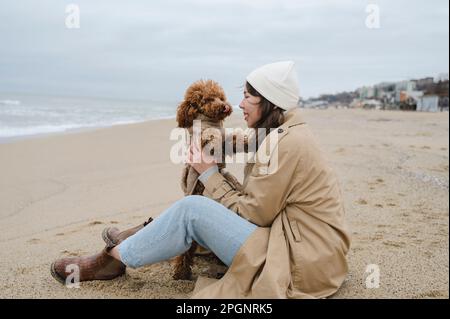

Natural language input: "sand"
[0,108,448,298]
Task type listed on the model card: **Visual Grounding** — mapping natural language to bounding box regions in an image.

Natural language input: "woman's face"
[239,88,262,128]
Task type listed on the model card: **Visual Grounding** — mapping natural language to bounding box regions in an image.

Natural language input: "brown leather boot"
[50,248,126,285]
[102,217,153,248]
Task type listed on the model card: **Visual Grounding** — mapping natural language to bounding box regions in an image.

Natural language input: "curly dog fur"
[173,79,246,280]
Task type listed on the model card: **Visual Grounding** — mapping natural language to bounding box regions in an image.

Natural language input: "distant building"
[435,73,449,82]
[308,74,447,112]
[408,91,425,100]
[349,99,362,109]
[439,97,449,111]
[413,77,434,89]
[374,82,395,99]
[417,95,440,112]
[400,90,424,103]
[303,100,329,109]
[357,86,375,99]
[395,80,416,92]
[361,99,383,110]
[395,81,416,103]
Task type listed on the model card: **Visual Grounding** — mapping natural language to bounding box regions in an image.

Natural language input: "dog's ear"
[176,100,198,128]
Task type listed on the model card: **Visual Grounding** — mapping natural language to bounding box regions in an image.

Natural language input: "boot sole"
[50,261,126,285]
[102,227,118,248]
[50,262,66,285]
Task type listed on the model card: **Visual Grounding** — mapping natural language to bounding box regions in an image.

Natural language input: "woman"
[51,61,351,298]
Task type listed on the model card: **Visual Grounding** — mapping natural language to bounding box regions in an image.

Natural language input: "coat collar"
[247,108,305,165]
[280,107,306,130]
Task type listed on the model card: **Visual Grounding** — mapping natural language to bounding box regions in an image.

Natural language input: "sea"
[0,93,179,143]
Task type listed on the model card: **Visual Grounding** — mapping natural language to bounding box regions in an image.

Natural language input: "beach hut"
[417,95,440,112]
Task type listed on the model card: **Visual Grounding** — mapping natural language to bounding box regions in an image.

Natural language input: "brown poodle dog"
[173,79,246,280]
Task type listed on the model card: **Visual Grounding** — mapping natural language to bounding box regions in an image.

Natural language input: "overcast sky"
[0,0,448,104]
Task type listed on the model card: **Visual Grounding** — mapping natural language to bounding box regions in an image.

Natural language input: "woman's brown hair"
[245,81,285,149]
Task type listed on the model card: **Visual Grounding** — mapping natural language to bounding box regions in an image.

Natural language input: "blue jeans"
[118,195,258,268]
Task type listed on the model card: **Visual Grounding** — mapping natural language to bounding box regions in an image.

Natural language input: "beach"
[0,108,448,298]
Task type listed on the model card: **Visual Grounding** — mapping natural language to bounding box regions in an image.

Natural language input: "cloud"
[0,0,448,103]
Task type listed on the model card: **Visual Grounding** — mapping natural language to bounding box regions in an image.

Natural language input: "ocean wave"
[0,124,85,138]
[0,100,21,106]
[0,116,176,139]
[0,94,178,140]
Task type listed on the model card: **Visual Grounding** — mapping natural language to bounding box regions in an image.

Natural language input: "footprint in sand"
[368,178,384,190]
[371,233,384,241]
[15,267,33,275]
[416,132,432,137]
[27,238,40,244]
[356,199,368,205]
[88,221,103,226]
[416,290,447,298]
[424,251,434,258]
[374,204,383,208]
[383,240,405,248]
[128,279,146,291]
[60,250,83,256]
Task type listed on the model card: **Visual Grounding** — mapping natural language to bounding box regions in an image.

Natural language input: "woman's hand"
[186,138,217,175]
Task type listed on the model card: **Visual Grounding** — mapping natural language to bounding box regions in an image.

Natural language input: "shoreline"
[2,107,447,145]
[0,116,177,145]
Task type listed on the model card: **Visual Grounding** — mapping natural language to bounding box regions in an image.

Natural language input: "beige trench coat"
[192,108,351,299]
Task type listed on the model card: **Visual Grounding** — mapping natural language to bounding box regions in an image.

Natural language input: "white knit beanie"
[246,61,300,111]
